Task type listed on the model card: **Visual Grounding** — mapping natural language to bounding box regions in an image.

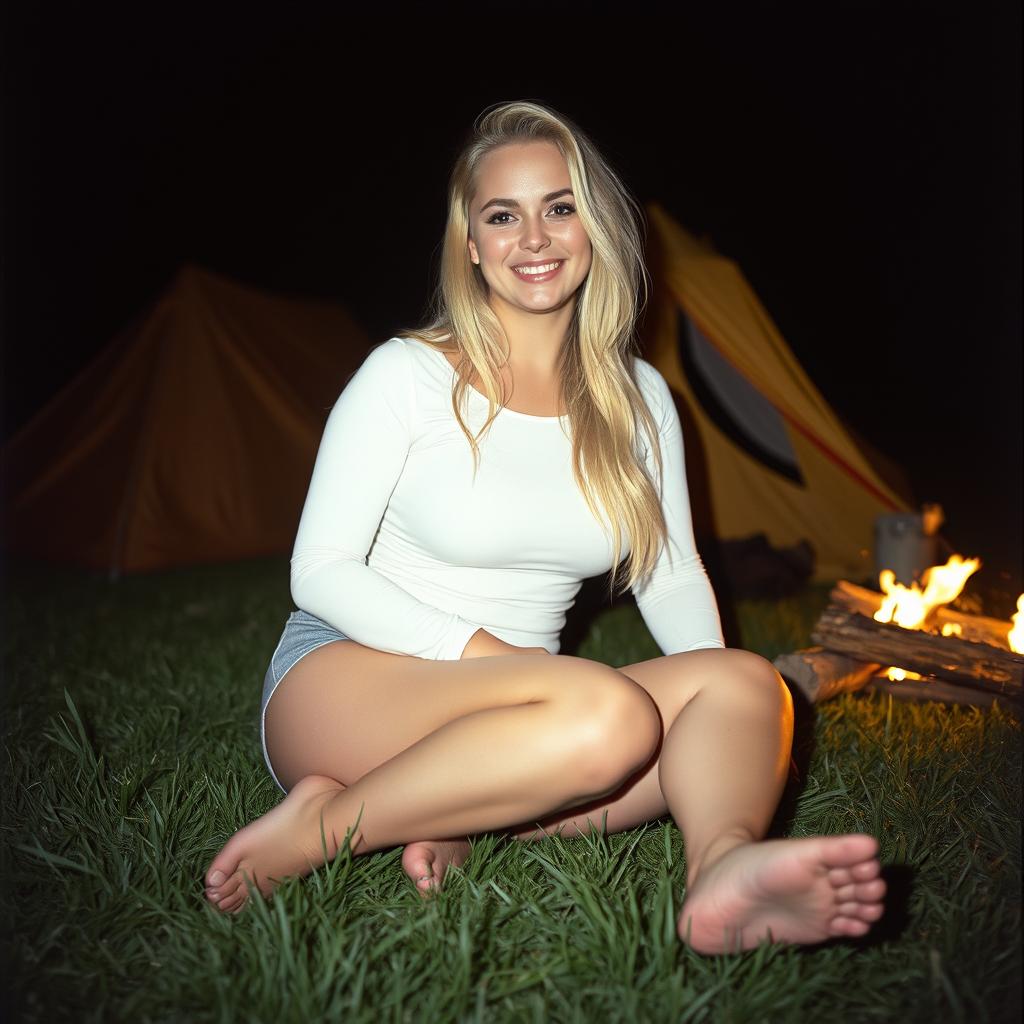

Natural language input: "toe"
[205,844,241,890]
[855,902,885,922]
[821,834,879,868]
[834,881,858,902]
[402,843,436,880]
[830,916,870,937]
[828,867,854,886]
[208,874,244,901]
[217,891,247,914]
[857,879,886,901]
[228,889,250,911]
[237,869,265,901]
[851,859,881,881]
[835,879,885,914]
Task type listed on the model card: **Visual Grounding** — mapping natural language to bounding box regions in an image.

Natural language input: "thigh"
[264,640,632,792]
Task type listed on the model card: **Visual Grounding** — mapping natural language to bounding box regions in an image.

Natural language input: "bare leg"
[246,778,471,898]
[499,649,886,953]
[208,641,886,945]
[652,652,885,952]
[204,645,661,911]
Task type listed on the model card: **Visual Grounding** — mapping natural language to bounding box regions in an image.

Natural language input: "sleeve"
[630,360,726,653]
[289,338,483,660]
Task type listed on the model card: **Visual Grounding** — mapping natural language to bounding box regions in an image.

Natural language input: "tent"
[5,218,911,584]
[640,203,912,582]
[2,265,369,575]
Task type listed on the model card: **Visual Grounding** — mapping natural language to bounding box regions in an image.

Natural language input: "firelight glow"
[886,667,924,682]
[1009,595,1024,654]
[874,555,981,631]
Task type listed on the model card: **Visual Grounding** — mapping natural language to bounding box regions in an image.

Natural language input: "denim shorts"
[260,609,351,793]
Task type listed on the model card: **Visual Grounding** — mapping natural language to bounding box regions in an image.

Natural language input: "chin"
[519,296,572,314]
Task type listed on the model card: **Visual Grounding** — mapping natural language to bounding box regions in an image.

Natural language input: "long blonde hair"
[402,100,668,600]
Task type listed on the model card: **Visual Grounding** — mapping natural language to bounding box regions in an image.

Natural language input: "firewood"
[867,675,1020,712]
[811,587,1023,695]
[773,647,880,703]
[833,580,1017,649]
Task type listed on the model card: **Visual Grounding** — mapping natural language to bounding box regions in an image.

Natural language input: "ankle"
[686,827,756,888]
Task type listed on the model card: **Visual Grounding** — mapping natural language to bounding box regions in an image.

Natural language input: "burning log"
[867,674,1013,710]
[831,580,1017,648]
[811,581,1023,697]
[773,648,880,703]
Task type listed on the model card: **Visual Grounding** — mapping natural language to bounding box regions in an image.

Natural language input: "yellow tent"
[2,265,369,575]
[642,203,911,582]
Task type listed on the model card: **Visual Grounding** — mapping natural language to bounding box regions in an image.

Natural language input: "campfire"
[1009,596,1024,654]
[774,553,1024,709]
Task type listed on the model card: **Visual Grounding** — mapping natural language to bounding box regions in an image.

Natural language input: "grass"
[1,556,1020,1023]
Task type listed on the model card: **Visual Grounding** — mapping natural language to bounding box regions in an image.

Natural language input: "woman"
[204,101,886,955]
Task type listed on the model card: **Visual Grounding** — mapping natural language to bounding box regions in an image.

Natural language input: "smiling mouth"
[512,260,564,279]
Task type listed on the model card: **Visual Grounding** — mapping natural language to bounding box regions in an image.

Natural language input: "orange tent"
[2,265,369,575]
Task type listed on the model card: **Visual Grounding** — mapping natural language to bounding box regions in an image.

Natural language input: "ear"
[468,236,480,266]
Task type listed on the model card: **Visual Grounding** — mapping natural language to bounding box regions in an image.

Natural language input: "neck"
[487,294,575,375]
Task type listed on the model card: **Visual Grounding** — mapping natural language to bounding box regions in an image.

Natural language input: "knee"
[714,649,792,712]
[559,663,662,794]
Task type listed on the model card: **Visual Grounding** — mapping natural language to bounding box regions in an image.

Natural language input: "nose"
[518,212,551,254]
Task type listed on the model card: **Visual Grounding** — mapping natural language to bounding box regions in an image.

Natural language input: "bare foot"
[203,775,347,913]
[678,833,886,954]
[401,837,473,896]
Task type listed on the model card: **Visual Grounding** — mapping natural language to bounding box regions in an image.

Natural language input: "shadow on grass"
[768,682,820,838]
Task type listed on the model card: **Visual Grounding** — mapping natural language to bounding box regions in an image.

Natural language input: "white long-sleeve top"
[290,336,724,660]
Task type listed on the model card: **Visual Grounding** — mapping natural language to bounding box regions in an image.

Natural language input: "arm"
[631,363,725,654]
[289,340,483,661]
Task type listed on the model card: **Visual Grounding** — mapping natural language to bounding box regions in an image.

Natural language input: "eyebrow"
[479,188,574,212]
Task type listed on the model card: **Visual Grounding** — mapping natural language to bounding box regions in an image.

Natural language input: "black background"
[3,5,1020,600]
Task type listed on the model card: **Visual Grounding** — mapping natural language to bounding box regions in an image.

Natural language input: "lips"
[511,259,564,283]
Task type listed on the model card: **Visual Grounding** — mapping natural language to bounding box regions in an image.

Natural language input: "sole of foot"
[402,838,473,896]
[203,774,347,913]
[677,833,886,954]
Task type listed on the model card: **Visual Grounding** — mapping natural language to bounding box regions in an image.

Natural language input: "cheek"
[572,231,593,273]
[481,233,515,259]
[557,222,592,260]
[478,240,510,276]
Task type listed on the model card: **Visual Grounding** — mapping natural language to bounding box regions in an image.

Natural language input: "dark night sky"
[3,6,1021,596]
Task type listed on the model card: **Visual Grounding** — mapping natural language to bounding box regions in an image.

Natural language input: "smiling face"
[467,141,593,318]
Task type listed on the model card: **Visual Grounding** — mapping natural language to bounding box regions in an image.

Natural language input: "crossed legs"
[204,644,886,953]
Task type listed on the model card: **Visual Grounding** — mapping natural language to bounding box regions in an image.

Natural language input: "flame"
[886,667,924,681]
[941,623,962,637]
[874,555,981,630]
[1009,595,1024,654]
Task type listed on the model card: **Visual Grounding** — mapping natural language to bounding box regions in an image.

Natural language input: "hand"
[460,628,551,660]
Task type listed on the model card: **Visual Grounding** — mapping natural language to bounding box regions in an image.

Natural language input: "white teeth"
[514,261,561,276]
